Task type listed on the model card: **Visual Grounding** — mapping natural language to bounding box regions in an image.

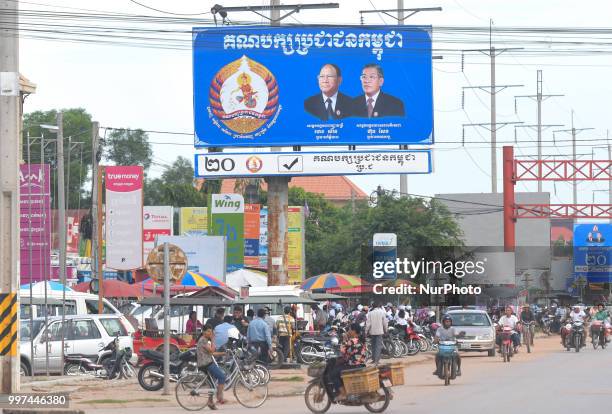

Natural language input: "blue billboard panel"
[573,224,612,283]
[193,26,433,148]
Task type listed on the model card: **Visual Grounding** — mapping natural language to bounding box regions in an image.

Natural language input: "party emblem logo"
[208,55,280,138]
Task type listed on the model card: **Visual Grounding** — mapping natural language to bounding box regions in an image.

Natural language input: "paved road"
[85,337,612,414]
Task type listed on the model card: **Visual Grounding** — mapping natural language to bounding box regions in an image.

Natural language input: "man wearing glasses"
[304,63,353,121]
[352,63,405,118]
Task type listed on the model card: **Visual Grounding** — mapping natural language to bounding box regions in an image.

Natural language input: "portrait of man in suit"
[352,63,405,118]
[304,63,353,121]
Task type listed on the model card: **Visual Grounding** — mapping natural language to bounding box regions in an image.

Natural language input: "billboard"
[157,235,226,281]
[259,207,268,267]
[244,204,261,267]
[193,26,433,148]
[195,149,432,178]
[208,194,245,272]
[179,207,208,235]
[573,223,612,283]
[20,164,51,283]
[372,233,397,281]
[143,206,174,264]
[105,166,144,270]
[288,207,305,284]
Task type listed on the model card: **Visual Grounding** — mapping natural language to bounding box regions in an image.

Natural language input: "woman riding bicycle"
[197,324,227,409]
[331,323,367,401]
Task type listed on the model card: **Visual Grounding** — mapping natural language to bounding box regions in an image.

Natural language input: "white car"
[20,314,134,376]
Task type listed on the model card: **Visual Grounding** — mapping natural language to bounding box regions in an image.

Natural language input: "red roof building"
[220,176,368,207]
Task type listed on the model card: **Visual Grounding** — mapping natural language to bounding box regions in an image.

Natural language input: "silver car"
[20,314,133,376]
[447,310,496,356]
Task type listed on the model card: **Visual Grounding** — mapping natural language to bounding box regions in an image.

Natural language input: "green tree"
[104,128,153,173]
[160,156,193,185]
[23,108,94,209]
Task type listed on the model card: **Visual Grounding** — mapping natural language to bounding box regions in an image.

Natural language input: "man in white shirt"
[365,301,388,365]
[496,306,521,352]
[564,305,588,347]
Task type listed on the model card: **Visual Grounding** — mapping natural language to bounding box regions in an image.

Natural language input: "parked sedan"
[447,310,496,357]
[20,314,133,376]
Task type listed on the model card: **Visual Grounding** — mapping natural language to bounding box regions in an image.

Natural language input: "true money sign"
[208,194,245,272]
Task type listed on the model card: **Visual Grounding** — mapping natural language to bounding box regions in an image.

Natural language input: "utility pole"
[56,112,68,368]
[553,111,594,205]
[358,3,442,198]
[514,70,564,192]
[91,122,105,313]
[0,0,21,393]
[462,22,523,193]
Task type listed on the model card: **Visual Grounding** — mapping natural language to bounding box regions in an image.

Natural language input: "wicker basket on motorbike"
[341,366,379,394]
[377,363,404,386]
[307,362,326,378]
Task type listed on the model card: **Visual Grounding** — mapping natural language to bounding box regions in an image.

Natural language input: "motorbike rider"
[433,315,465,376]
[496,306,521,353]
[590,303,610,341]
[331,323,367,401]
[563,305,588,347]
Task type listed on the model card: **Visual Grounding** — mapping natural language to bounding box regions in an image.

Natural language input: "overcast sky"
[17,0,612,206]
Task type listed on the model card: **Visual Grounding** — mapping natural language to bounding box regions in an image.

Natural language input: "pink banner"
[20,164,51,283]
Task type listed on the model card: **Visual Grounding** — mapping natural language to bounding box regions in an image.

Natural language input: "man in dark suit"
[304,63,353,121]
[352,63,405,118]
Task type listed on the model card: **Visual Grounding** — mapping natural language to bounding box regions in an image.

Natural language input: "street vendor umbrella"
[301,273,371,291]
[383,279,418,288]
[73,279,148,298]
[179,271,227,288]
[20,281,73,293]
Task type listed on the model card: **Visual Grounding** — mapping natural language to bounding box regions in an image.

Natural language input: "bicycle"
[521,321,535,353]
[175,348,268,411]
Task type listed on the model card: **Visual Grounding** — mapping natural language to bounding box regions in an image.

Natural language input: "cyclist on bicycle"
[197,324,227,409]
[519,304,535,343]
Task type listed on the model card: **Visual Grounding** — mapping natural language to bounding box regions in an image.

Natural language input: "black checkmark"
[283,158,299,170]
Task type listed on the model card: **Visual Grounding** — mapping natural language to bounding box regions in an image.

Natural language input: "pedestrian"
[276,306,295,362]
[365,301,388,365]
[214,316,236,349]
[247,308,272,364]
[208,307,226,330]
[232,306,249,336]
[185,311,203,335]
[246,308,255,322]
[263,307,276,336]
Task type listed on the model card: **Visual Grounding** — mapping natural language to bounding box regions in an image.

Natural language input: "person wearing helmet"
[497,306,521,353]
[433,315,465,376]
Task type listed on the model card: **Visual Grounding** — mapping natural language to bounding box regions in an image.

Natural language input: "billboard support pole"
[267,0,288,286]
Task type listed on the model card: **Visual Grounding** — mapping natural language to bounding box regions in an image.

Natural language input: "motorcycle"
[304,357,392,414]
[497,325,514,362]
[64,334,132,378]
[539,314,553,336]
[562,321,585,352]
[437,340,459,386]
[297,333,340,365]
[590,321,607,350]
[137,348,197,391]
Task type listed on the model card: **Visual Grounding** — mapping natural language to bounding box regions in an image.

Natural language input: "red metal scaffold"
[503,146,612,251]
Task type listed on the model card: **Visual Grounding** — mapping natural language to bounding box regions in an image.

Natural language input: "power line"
[127,0,211,16]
